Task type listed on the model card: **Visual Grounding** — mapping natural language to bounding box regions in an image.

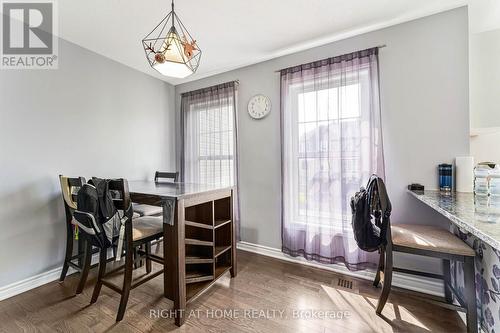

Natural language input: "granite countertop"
[409,190,500,249]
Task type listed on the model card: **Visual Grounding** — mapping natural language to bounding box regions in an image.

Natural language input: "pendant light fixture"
[142,0,201,78]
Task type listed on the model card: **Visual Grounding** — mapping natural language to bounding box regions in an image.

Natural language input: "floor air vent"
[332,277,359,294]
[337,278,353,290]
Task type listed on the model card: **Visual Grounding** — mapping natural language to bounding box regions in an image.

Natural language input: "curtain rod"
[181,80,239,97]
[274,44,387,73]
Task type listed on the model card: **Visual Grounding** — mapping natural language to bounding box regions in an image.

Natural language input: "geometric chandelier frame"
[142,0,201,78]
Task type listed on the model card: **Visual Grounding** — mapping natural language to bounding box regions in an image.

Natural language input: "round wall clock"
[247,94,271,119]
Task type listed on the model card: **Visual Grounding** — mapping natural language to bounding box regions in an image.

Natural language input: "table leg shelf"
[182,193,235,304]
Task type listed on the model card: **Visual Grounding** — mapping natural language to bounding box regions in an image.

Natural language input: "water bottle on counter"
[474,164,490,196]
[489,165,500,195]
[489,165,500,215]
[438,164,453,192]
[474,163,500,195]
[474,162,500,220]
[475,194,491,221]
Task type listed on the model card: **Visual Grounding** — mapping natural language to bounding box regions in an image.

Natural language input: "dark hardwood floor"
[0,250,466,333]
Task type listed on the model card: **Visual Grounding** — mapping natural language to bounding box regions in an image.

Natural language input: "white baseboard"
[0,267,63,301]
[0,253,101,302]
[237,241,444,297]
[1,243,444,303]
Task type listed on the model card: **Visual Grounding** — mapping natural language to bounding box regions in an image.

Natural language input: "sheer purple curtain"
[280,47,384,270]
[180,81,240,239]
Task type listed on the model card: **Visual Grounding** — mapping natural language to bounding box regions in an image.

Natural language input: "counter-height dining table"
[128,181,237,326]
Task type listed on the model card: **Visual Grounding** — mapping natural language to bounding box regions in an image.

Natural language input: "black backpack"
[74,178,120,248]
[350,175,392,252]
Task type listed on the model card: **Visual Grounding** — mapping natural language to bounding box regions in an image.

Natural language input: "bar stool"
[75,179,164,321]
[59,175,100,294]
[375,223,477,333]
[59,175,119,293]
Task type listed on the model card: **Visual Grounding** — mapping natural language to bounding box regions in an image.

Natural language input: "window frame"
[188,99,235,186]
[285,66,371,229]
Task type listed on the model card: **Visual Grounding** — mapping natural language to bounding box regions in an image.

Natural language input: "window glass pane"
[340,84,360,119]
[298,90,317,123]
[298,123,317,154]
[317,88,334,121]
[191,99,235,186]
[221,106,231,128]
[199,133,209,157]
[291,75,365,226]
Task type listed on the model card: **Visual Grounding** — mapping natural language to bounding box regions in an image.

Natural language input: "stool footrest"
[393,267,443,280]
[406,292,467,313]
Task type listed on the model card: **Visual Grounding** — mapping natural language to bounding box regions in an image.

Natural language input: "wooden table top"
[128,180,233,200]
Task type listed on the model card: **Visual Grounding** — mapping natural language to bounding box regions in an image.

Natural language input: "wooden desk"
[128,181,237,326]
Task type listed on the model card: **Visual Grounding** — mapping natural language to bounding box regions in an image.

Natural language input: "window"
[181,82,240,237]
[280,48,383,266]
[182,85,237,188]
[284,67,373,228]
[194,102,234,186]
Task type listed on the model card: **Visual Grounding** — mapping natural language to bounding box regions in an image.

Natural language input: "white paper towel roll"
[455,156,474,192]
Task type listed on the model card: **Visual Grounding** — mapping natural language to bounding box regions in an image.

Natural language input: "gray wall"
[470,28,500,129]
[175,8,469,271]
[0,39,175,287]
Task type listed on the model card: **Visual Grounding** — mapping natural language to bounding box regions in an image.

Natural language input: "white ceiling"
[58,0,473,85]
[469,0,500,33]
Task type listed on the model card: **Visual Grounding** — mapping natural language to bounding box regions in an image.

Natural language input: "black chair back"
[59,175,86,221]
[107,178,132,212]
[154,171,179,183]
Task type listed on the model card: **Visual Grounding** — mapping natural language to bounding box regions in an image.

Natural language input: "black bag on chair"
[350,175,392,252]
[74,178,121,248]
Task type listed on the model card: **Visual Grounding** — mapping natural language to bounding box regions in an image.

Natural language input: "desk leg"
[230,219,237,278]
[163,223,169,299]
[167,200,186,326]
[230,190,237,278]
